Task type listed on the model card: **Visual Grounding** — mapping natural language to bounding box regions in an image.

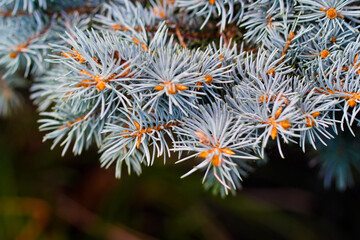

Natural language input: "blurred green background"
[1,96,360,240]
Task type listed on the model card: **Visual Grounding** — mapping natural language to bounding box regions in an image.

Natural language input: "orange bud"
[209,0,215,4]
[132,38,140,45]
[167,83,178,94]
[136,138,141,149]
[280,120,291,129]
[259,95,269,102]
[176,84,188,91]
[141,44,148,51]
[354,54,359,63]
[9,52,18,58]
[96,81,106,91]
[348,98,357,107]
[311,112,321,118]
[320,49,330,59]
[270,127,278,140]
[154,85,164,91]
[119,67,131,78]
[289,31,295,40]
[221,147,235,155]
[275,107,283,119]
[61,52,72,58]
[198,151,210,158]
[326,8,338,19]
[134,121,140,129]
[267,68,275,75]
[306,117,315,127]
[212,155,222,166]
[205,75,213,84]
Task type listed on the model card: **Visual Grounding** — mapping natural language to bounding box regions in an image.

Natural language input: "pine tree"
[1,0,360,196]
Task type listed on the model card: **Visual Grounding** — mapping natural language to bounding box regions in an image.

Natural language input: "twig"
[175,26,186,48]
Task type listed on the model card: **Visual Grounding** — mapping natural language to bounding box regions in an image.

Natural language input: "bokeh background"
[1,94,360,240]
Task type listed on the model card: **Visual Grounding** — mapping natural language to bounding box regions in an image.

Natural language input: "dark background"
[1,97,360,240]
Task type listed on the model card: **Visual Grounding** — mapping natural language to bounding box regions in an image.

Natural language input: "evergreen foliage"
[1,0,360,196]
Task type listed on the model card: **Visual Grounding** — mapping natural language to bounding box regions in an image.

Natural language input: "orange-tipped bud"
[205,75,213,84]
[209,0,215,5]
[119,68,131,78]
[275,107,283,119]
[141,44,148,51]
[9,52,18,58]
[61,52,72,58]
[221,147,235,155]
[259,95,269,102]
[134,121,140,129]
[212,155,222,166]
[289,31,295,40]
[218,56,223,68]
[167,83,178,94]
[176,84,188,91]
[348,98,357,107]
[320,49,330,59]
[271,127,278,140]
[112,24,121,29]
[267,68,275,75]
[136,138,141,149]
[311,112,321,118]
[96,81,106,91]
[326,8,338,19]
[354,54,359,63]
[132,38,140,45]
[198,151,210,159]
[154,85,164,91]
[59,125,66,130]
[306,117,315,127]
[280,120,291,129]
[112,24,128,31]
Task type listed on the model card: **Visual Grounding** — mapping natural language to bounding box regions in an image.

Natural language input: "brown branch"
[175,26,186,48]
[0,10,27,17]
